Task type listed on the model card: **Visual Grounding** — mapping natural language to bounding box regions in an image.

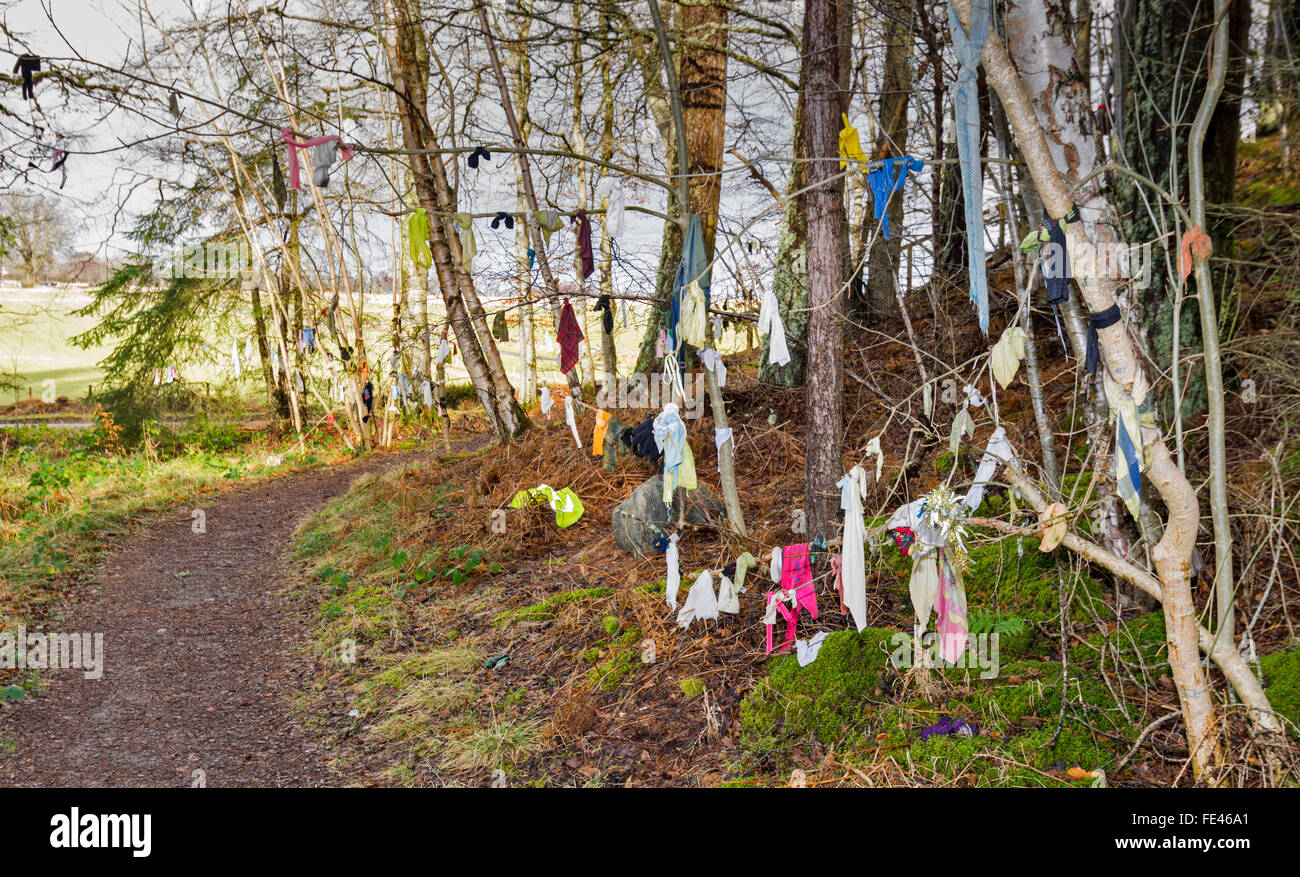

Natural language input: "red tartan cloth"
[557,297,584,374]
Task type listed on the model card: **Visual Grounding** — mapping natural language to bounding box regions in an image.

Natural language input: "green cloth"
[509,484,584,528]
[408,208,432,269]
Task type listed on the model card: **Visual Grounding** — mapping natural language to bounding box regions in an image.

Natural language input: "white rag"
[699,348,727,386]
[769,546,783,583]
[837,466,869,632]
[594,176,626,239]
[564,395,582,448]
[758,287,791,367]
[665,533,681,610]
[540,385,553,417]
[795,631,829,667]
[717,574,739,614]
[714,426,733,454]
[964,426,1017,510]
[677,570,718,628]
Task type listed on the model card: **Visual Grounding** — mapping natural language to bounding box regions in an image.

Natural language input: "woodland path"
[0,451,418,787]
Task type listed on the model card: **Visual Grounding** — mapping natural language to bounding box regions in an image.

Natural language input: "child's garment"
[763,543,819,654]
[280,128,354,190]
[557,298,584,374]
[652,403,697,507]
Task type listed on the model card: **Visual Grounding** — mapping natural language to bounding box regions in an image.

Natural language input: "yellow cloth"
[661,442,697,505]
[991,326,1027,389]
[509,484,585,528]
[408,208,432,269]
[838,113,870,173]
[592,409,611,456]
[678,281,709,349]
[454,212,476,272]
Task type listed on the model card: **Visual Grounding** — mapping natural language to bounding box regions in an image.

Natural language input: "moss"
[680,678,706,698]
[585,627,643,692]
[600,615,620,637]
[1261,645,1300,738]
[963,539,1108,626]
[1072,612,1169,680]
[738,628,899,760]
[492,586,612,627]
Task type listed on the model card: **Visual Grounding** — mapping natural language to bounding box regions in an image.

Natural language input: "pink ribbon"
[280,127,355,190]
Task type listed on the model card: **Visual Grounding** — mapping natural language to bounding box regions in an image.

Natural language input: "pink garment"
[765,544,819,655]
[281,127,355,190]
[781,542,815,592]
[934,551,969,663]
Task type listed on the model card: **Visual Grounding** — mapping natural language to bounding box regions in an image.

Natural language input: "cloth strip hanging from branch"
[947,0,991,333]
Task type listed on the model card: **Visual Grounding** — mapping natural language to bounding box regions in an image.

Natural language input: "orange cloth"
[1178,226,1213,283]
[592,409,611,456]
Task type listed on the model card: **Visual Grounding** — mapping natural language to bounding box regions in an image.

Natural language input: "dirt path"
[0,453,415,788]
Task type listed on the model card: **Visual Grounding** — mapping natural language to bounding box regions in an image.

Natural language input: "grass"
[0,413,342,670]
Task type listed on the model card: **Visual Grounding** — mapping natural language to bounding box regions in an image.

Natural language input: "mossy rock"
[738,628,899,760]
[1261,645,1300,738]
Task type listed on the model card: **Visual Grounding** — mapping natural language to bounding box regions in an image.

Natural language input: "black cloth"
[621,416,661,461]
[1042,205,1081,306]
[490,211,514,230]
[14,55,39,100]
[362,380,374,413]
[1085,303,1123,376]
[595,295,614,336]
[1043,212,1070,305]
[468,146,491,169]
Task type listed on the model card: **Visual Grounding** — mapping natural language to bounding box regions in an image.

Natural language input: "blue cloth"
[668,215,710,368]
[948,0,991,334]
[867,156,924,240]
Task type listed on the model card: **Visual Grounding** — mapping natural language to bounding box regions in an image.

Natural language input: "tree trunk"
[957,0,1227,781]
[382,0,527,440]
[801,0,846,538]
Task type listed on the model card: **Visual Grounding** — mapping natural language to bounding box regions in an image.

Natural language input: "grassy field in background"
[1,284,750,409]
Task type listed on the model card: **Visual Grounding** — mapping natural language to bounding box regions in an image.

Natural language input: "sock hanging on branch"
[13,55,40,100]
[573,209,595,280]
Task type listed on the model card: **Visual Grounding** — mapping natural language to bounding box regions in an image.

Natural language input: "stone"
[612,476,727,556]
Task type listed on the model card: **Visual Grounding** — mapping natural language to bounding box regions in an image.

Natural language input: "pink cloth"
[934,552,969,663]
[831,554,845,614]
[781,542,815,591]
[281,127,355,190]
[765,543,819,654]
